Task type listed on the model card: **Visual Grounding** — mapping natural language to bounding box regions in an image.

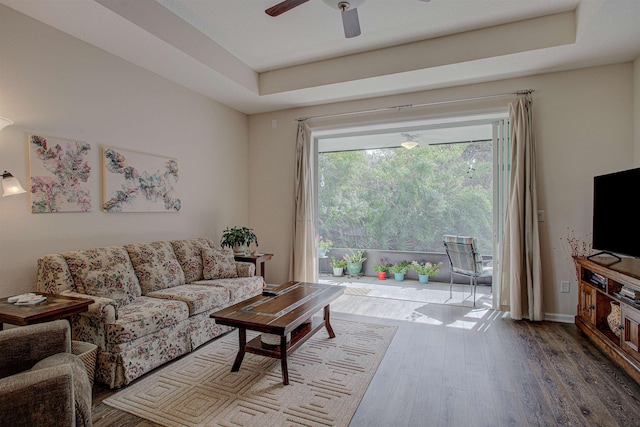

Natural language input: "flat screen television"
[592,167,640,259]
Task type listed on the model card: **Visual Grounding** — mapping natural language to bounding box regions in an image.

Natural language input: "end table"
[234,253,273,278]
[0,292,94,330]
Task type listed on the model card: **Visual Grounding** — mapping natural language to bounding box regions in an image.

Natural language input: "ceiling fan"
[265,0,431,39]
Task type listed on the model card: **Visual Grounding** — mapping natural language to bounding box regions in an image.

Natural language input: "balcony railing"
[319,248,493,285]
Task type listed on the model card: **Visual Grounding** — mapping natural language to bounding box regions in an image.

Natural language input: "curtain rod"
[295,89,534,122]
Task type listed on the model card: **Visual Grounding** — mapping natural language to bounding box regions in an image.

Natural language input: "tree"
[318,141,493,254]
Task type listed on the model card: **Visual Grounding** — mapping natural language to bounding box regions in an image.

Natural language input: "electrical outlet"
[561,281,570,293]
[537,210,545,222]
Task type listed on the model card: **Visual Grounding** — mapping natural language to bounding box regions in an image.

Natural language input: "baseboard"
[544,312,575,323]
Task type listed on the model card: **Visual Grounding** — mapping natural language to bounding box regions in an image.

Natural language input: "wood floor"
[92,289,640,427]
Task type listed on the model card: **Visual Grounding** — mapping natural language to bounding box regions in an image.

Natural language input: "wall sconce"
[0,117,27,197]
[2,171,27,196]
[0,117,14,132]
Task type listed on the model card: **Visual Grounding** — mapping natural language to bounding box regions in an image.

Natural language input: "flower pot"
[377,271,387,280]
[419,274,429,284]
[233,244,247,255]
[332,267,344,277]
[318,247,328,257]
[394,273,405,281]
[347,262,362,275]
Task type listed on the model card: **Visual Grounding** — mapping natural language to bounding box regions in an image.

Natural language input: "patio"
[318,273,493,314]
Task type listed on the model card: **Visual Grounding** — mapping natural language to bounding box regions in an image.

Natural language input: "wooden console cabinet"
[575,256,640,384]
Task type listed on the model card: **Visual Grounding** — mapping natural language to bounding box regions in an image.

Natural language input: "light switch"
[537,210,545,222]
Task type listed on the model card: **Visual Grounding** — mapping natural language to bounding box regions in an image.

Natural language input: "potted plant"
[411,260,443,284]
[389,261,410,281]
[344,250,367,275]
[220,226,258,255]
[373,258,391,280]
[329,256,347,276]
[317,236,333,257]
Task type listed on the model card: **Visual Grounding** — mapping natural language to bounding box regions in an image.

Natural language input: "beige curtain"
[289,122,318,282]
[500,94,543,320]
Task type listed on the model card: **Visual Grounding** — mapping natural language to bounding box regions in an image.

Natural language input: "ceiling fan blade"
[341,7,361,38]
[265,0,310,17]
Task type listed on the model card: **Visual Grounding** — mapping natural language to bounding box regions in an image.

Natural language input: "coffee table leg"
[231,328,247,372]
[324,305,336,338]
[280,335,289,385]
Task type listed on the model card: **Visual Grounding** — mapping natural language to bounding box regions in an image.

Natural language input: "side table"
[234,253,274,278]
[0,292,94,330]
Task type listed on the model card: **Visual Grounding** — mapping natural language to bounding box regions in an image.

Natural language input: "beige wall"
[635,56,640,166]
[0,5,250,297]
[249,63,634,321]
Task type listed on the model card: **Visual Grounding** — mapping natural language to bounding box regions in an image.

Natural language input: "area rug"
[104,319,396,427]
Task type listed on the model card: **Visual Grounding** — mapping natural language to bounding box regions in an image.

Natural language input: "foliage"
[318,142,493,254]
[344,250,367,264]
[329,256,347,269]
[389,261,410,274]
[318,236,333,250]
[373,258,391,273]
[220,226,258,248]
[559,227,593,280]
[411,260,443,276]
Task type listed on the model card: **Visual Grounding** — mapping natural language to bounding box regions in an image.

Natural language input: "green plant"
[318,236,333,250]
[389,261,410,274]
[329,256,347,269]
[411,260,443,276]
[374,258,391,273]
[220,226,258,248]
[344,250,367,264]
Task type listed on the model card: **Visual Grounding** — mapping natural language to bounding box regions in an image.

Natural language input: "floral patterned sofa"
[36,237,264,389]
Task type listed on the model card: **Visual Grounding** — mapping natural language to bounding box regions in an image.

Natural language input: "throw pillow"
[170,238,212,283]
[83,266,140,308]
[125,241,186,294]
[202,247,238,279]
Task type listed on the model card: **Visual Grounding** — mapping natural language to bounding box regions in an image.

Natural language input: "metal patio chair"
[442,235,493,306]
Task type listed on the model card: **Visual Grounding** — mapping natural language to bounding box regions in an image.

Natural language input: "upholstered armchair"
[0,320,92,427]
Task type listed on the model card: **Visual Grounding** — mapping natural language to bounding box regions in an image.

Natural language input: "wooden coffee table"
[0,292,94,330]
[211,281,345,385]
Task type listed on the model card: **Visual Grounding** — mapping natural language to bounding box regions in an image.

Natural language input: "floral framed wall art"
[102,147,181,212]
[28,134,92,213]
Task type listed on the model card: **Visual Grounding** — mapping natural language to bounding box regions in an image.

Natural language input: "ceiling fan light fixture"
[401,141,419,150]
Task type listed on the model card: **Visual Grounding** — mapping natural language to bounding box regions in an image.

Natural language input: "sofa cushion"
[83,265,141,309]
[62,246,140,295]
[170,238,214,283]
[125,241,185,294]
[37,254,74,294]
[202,247,238,279]
[105,296,189,345]
[147,284,230,316]
[192,276,264,305]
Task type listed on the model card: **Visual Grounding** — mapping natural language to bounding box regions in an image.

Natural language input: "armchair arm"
[236,261,256,278]
[0,320,70,379]
[0,365,75,426]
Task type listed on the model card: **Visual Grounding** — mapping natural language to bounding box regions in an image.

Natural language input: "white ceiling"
[2,0,640,114]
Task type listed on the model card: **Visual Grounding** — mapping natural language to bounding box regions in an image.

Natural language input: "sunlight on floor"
[324,275,498,328]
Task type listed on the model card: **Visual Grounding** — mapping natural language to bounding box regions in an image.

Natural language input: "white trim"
[544,312,575,323]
